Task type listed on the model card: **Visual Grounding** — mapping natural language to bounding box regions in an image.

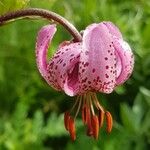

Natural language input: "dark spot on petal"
[54,55,60,59]
[70,54,74,57]
[60,60,63,63]
[82,77,87,83]
[84,62,89,67]
[105,57,108,60]
[82,69,85,73]
[85,51,89,55]
[106,66,109,69]
[92,68,95,73]
[70,58,73,62]
[105,74,109,78]
[55,66,58,70]
[57,51,61,54]
[88,81,91,84]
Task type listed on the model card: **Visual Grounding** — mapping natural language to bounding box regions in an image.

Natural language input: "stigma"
[64,92,113,141]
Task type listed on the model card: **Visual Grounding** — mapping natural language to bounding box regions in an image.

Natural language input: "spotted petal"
[103,22,134,85]
[113,39,134,85]
[47,43,82,96]
[36,24,57,80]
[79,23,117,94]
[103,21,123,39]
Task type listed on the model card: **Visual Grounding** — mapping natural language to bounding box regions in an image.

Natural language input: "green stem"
[0,8,82,42]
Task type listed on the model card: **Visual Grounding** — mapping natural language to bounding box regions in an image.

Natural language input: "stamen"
[91,115,99,140]
[82,104,87,124]
[92,93,104,112]
[64,92,113,141]
[92,95,99,110]
[64,111,70,130]
[74,96,82,119]
[98,110,105,128]
[86,110,93,136]
[81,94,88,124]
[68,117,76,141]
[89,93,95,116]
[70,95,80,113]
[105,111,113,133]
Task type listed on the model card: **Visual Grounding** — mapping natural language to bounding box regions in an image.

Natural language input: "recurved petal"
[103,21,123,39]
[47,42,82,96]
[79,23,117,94]
[36,24,57,79]
[114,39,134,85]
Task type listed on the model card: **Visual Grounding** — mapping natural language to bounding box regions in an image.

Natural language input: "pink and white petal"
[47,42,82,96]
[114,39,134,85]
[36,24,57,79]
[79,23,117,94]
[103,21,123,39]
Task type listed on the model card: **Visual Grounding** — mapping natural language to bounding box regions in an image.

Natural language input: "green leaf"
[0,0,30,14]
[120,103,139,133]
[115,86,126,95]
[44,113,66,137]
[12,101,28,130]
[140,87,150,106]
[141,110,150,134]
[132,93,146,125]
[32,110,45,141]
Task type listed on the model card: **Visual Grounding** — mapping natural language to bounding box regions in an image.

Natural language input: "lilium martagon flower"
[36,22,134,141]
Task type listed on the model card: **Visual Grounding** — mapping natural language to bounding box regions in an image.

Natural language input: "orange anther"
[64,111,70,131]
[105,111,113,133]
[68,117,76,141]
[86,126,93,136]
[82,104,90,125]
[86,117,93,137]
[92,115,99,140]
[98,110,105,128]
[86,108,93,136]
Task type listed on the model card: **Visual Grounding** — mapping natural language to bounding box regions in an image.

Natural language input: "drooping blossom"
[36,22,134,141]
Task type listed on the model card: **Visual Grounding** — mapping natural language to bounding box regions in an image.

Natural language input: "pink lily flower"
[36,22,134,141]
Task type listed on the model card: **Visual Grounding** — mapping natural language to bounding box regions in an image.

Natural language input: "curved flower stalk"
[36,22,134,141]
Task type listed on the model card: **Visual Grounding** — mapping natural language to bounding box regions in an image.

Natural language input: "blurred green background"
[0,0,150,150]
